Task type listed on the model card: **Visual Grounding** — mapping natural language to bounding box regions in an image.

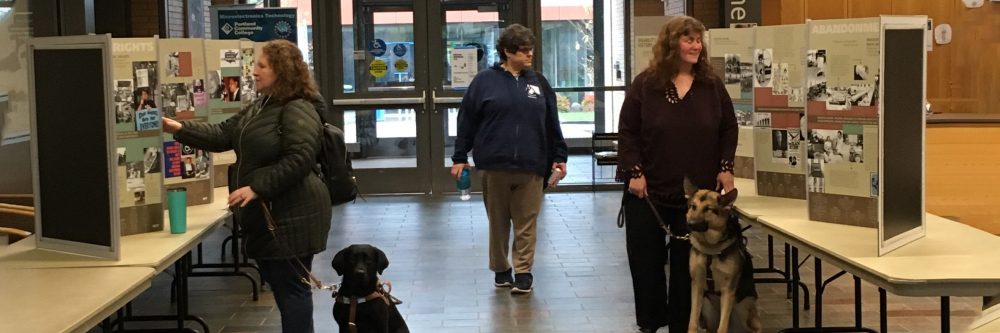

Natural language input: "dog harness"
[333,281,403,333]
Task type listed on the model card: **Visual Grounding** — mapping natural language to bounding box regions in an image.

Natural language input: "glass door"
[329,0,513,194]
[428,1,510,194]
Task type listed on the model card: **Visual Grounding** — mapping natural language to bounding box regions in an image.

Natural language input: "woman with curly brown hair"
[617,16,738,333]
[163,39,331,333]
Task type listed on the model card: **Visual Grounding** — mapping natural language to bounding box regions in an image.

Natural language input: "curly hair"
[258,39,319,101]
[496,24,535,62]
[645,16,716,89]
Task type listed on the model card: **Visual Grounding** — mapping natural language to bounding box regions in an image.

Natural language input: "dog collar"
[691,237,739,256]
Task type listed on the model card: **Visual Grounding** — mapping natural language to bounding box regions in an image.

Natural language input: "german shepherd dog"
[331,244,410,333]
[683,178,762,333]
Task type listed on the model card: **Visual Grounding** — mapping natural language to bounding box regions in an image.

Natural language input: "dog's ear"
[683,177,699,199]
[719,188,738,209]
[331,249,347,276]
[375,247,389,275]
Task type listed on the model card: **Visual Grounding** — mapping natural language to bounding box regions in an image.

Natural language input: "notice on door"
[451,47,478,88]
[369,59,388,78]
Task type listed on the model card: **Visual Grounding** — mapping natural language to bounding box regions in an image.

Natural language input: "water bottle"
[457,168,471,201]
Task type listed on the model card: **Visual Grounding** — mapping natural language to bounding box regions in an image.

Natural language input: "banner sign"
[723,0,761,28]
[215,7,296,43]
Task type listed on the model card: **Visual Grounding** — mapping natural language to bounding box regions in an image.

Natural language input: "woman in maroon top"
[617,16,737,333]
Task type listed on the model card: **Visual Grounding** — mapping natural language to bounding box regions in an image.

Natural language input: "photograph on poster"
[143,147,162,174]
[221,76,242,102]
[771,129,788,158]
[789,88,804,103]
[854,65,869,80]
[809,129,863,164]
[117,147,127,166]
[870,172,878,197]
[806,49,828,101]
[134,87,156,111]
[808,156,825,192]
[220,49,240,68]
[754,112,772,128]
[826,87,851,110]
[116,102,135,124]
[740,62,754,93]
[126,161,145,190]
[208,70,222,99]
[774,63,789,95]
[725,54,742,84]
[241,48,256,105]
[848,84,877,107]
[166,51,192,77]
[192,79,208,107]
[115,80,135,124]
[787,128,802,167]
[162,83,195,119]
[736,108,753,127]
[180,144,210,179]
[754,48,773,88]
[133,61,158,89]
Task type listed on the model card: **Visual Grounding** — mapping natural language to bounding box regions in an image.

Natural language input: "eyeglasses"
[516,47,534,54]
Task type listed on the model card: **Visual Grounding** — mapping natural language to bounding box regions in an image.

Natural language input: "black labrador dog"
[331,244,409,333]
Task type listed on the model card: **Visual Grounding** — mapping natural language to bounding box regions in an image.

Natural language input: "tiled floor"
[97,191,984,333]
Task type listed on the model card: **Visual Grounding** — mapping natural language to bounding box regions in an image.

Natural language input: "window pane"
[279,0,314,69]
[540,0,594,88]
[442,9,501,90]
[342,109,417,169]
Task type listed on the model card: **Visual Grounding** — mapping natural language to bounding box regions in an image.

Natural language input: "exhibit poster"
[204,39,244,117]
[159,38,213,205]
[707,28,755,179]
[805,18,881,227]
[753,24,807,199]
[111,37,165,235]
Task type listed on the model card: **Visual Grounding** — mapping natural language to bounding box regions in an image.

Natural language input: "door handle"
[432,91,438,114]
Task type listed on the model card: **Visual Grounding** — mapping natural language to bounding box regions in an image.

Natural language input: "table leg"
[880,288,888,333]
[942,296,950,333]
[792,246,800,328]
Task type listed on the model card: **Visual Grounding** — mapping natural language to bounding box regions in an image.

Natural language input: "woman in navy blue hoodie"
[450,23,568,295]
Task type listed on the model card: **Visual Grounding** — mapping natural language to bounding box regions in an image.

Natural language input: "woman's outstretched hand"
[162,117,182,134]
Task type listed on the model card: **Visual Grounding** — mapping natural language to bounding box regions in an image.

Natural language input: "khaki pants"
[481,169,544,274]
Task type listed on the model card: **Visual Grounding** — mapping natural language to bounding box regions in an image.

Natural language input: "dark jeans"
[623,192,692,332]
[257,255,315,333]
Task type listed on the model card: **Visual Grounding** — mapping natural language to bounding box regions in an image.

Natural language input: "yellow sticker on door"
[394,59,409,72]
[369,59,388,78]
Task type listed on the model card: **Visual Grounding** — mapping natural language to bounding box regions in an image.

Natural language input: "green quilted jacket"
[174,97,332,260]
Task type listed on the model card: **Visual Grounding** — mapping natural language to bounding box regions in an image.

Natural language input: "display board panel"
[29,35,119,259]
[707,28,756,179]
[879,24,926,255]
[753,24,807,199]
[805,18,881,228]
[158,38,213,205]
[111,37,165,235]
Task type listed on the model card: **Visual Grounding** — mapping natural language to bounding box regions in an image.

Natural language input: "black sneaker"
[494,268,513,287]
[511,273,533,294]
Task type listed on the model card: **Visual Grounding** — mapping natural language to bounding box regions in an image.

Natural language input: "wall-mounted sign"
[214,7,296,42]
[724,0,761,28]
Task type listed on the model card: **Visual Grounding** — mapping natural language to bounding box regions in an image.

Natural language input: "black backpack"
[278,100,358,206]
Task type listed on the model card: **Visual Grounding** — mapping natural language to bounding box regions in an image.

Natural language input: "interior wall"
[768,0,1000,114]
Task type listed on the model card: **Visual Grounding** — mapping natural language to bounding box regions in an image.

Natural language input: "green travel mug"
[167,187,187,234]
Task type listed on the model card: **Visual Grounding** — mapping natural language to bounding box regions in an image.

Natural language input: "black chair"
[591,132,619,189]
